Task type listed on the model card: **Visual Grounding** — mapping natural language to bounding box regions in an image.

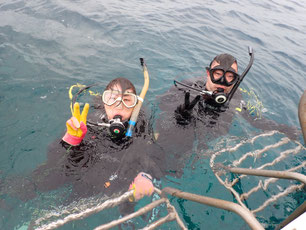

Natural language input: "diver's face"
[104,84,135,121]
[206,61,238,93]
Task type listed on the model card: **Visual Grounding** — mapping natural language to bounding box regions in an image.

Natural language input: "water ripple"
[227,10,259,24]
[225,28,265,46]
[274,23,299,32]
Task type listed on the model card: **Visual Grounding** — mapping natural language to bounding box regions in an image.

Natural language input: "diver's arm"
[175,92,201,125]
[240,107,299,140]
[128,172,154,201]
[117,172,154,217]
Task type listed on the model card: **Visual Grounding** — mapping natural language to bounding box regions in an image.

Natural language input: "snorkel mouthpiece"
[213,88,228,104]
[109,115,126,137]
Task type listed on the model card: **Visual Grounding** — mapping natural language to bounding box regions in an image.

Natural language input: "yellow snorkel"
[126,58,150,137]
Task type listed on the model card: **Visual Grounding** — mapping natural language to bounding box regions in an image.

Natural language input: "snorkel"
[174,46,254,105]
[227,46,254,102]
[70,83,98,114]
[126,58,150,137]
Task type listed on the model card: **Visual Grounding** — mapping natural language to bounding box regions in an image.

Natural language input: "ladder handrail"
[228,167,306,184]
[162,187,264,230]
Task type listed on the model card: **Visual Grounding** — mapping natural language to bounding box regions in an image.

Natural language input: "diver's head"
[103,77,137,121]
[206,53,239,94]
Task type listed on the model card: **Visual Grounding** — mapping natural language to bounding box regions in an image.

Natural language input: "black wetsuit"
[13,103,166,206]
[3,83,297,204]
[155,77,298,174]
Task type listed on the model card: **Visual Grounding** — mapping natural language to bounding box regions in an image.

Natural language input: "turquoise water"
[0,0,305,229]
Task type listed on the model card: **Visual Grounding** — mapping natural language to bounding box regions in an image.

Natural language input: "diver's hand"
[62,102,90,146]
[277,124,300,141]
[175,92,200,121]
[129,172,154,202]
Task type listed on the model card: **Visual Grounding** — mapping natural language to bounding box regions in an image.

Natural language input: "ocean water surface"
[0,0,305,229]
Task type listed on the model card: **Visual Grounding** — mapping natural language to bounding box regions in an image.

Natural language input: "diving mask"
[207,53,239,87]
[207,67,239,87]
[102,90,138,108]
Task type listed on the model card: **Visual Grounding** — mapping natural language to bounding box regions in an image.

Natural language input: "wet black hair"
[209,53,238,71]
[105,77,136,94]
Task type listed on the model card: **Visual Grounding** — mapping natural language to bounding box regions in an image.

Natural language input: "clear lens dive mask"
[207,67,239,87]
[102,90,138,108]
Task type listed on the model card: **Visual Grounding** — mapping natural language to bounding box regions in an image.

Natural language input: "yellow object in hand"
[66,103,90,137]
[62,102,90,146]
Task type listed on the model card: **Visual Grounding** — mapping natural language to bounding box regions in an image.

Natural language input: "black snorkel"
[70,83,98,114]
[174,46,254,105]
[227,46,254,102]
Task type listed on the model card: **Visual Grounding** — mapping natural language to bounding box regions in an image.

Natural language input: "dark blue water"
[1,0,305,229]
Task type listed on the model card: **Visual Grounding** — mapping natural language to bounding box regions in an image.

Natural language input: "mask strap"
[137,96,144,102]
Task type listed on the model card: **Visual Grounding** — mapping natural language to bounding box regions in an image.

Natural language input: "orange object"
[104,181,111,188]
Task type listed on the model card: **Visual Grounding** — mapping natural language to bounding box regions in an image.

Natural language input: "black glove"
[175,92,201,124]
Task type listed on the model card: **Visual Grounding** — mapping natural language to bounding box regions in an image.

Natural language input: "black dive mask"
[206,53,239,87]
[207,67,239,87]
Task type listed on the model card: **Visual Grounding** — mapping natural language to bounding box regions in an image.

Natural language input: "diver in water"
[174,48,300,134]
[58,77,157,202]
[4,76,162,229]
[175,52,241,122]
[3,74,165,223]
[155,48,299,172]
